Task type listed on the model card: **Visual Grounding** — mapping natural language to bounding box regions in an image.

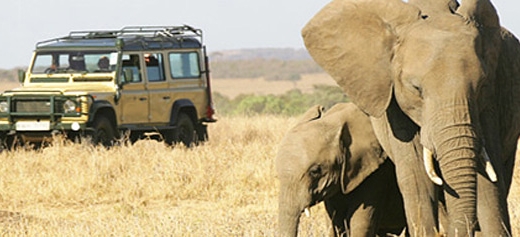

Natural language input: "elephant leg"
[324,161,399,236]
[377,161,407,236]
[325,196,349,236]
[392,151,440,236]
[502,142,517,195]
[348,161,394,236]
[476,171,511,236]
[324,188,378,236]
[348,203,377,236]
[370,116,439,236]
[438,198,449,235]
[478,110,512,235]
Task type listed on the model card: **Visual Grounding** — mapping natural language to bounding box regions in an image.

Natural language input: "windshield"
[31,51,118,74]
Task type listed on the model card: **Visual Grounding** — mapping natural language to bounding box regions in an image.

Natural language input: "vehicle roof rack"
[36,25,203,48]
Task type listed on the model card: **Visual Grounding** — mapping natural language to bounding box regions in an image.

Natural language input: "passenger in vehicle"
[121,54,142,82]
[145,54,158,66]
[145,53,164,81]
[45,63,58,73]
[97,56,110,71]
[69,54,86,71]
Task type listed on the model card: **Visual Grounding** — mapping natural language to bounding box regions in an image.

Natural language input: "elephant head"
[303,0,520,235]
[276,103,389,236]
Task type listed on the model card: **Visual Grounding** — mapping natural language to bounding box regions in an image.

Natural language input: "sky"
[0,0,519,69]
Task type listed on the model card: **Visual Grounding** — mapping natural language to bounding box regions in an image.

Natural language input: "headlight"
[0,101,8,113]
[63,99,78,113]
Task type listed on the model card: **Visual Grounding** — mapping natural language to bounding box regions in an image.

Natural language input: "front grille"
[13,99,64,114]
[16,101,49,113]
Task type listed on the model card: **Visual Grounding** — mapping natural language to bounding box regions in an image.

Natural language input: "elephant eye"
[411,84,423,97]
[408,78,423,97]
[413,84,422,93]
[309,165,322,178]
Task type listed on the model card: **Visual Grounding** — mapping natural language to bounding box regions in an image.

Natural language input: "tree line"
[213,85,349,116]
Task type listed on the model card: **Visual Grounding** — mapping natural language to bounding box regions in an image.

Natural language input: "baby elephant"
[276,103,406,236]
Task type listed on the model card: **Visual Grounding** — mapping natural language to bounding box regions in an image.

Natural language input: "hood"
[3,74,116,96]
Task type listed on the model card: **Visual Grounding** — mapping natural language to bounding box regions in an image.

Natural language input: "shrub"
[213,85,349,116]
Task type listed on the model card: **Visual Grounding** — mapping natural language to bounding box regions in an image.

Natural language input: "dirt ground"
[211,73,336,98]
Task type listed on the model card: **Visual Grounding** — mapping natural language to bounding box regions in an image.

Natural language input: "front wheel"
[1,134,20,151]
[91,116,116,147]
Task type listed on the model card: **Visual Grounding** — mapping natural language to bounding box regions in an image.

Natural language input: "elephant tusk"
[481,148,498,182]
[304,208,311,217]
[423,148,443,186]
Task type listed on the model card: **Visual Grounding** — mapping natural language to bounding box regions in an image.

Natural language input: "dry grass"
[0,115,331,236]
[0,115,518,236]
[211,73,337,99]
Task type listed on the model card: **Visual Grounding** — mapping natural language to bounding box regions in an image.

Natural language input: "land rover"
[0,25,216,147]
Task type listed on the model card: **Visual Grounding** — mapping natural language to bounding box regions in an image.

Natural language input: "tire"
[196,124,208,143]
[1,134,18,151]
[172,113,195,147]
[92,116,115,147]
[129,131,142,144]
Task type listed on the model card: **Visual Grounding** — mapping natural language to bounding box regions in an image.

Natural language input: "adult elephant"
[302,0,520,236]
[276,103,406,236]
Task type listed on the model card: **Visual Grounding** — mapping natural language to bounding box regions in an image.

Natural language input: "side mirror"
[18,70,26,83]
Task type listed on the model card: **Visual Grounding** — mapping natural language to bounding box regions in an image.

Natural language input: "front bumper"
[0,120,94,143]
[0,94,93,142]
[0,115,92,137]
[0,120,89,132]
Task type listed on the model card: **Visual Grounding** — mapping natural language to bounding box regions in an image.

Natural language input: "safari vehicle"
[0,25,216,147]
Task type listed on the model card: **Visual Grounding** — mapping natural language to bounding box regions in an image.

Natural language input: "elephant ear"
[323,103,387,194]
[297,105,324,125]
[302,0,421,117]
[457,0,501,78]
[496,29,520,172]
[456,0,499,27]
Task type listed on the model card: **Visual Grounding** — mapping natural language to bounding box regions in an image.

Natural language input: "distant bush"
[0,69,20,82]
[213,85,349,116]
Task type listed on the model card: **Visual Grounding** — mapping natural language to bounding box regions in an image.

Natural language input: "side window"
[145,53,165,82]
[169,52,201,79]
[121,54,142,83]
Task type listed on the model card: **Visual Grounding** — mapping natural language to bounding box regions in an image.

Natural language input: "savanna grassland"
[0,115,519,236]
[0,116,333,236]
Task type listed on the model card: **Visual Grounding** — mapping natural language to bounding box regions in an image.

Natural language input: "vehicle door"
[119,53,149,124]
[168,50,207,119]
[145,52,171,124]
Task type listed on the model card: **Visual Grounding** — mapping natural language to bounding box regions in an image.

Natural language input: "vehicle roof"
[36,25,203,51]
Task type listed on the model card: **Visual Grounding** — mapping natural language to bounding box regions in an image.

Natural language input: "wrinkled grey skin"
[276,103,406,236]
[303,0,520,236]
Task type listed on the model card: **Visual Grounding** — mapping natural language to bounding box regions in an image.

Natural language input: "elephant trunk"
[437,138,478,236]
[278,206,301,237]
[278,184,306,237]
[424,103,479,236]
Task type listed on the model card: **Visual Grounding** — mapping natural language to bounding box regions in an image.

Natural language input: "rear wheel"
[196,124,208,143]
[92,116,116,147]
[165,113,195,147]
